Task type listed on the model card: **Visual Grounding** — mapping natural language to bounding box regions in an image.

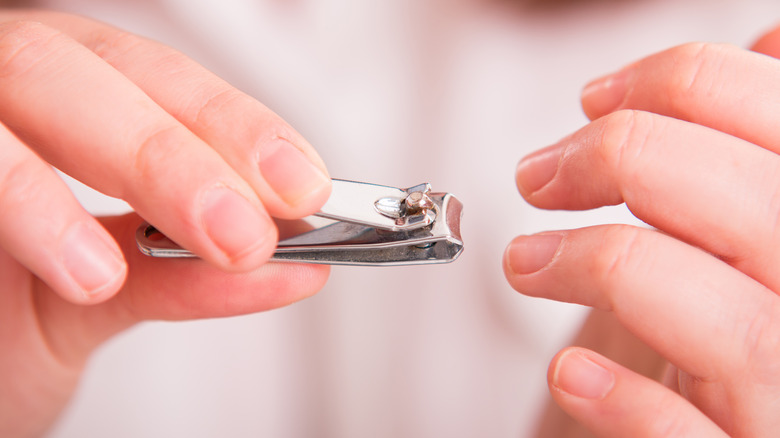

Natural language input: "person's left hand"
[504,27,780,437]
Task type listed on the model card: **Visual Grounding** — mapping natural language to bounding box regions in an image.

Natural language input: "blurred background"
[21,0,780,436]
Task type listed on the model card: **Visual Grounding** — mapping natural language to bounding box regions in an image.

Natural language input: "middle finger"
[0,21,274,270]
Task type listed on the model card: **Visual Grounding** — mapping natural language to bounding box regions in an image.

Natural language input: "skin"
[0,10,332,438]
[505,23,780,438]
[5,6,780,438]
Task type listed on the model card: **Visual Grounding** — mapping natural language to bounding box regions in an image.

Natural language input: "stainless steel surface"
[321,179,435,231]
[136,179,464,266]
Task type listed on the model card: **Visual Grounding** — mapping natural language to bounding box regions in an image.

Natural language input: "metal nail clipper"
[135,179,464,266]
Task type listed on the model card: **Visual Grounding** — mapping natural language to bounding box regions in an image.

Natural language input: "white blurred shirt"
[38,0,780,437]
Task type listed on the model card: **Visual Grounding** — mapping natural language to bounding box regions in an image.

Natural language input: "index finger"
[11,10,332,219]
[581,42,780,153]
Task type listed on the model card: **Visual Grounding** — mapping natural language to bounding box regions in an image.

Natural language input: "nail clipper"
[135,179,464,266]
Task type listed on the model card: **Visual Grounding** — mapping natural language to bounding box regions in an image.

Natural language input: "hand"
[504,26,780,437]
[0,10,331,437]
[532,310,668,438]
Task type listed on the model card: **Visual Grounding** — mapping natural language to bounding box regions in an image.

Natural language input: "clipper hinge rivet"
[404,191,434,215]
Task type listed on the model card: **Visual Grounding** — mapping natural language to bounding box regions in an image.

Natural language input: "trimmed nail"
[62,222,126,299]
[515,144,563,195]
[201,187,273,262]
[258,138,330,207]
[505,233,562,275]
[581,67,632,120]
[552,348,615,400]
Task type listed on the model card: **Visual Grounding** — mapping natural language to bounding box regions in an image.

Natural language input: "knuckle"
[0,20,62,79]
[187,85,248,128]
[592,225,649,291]
[738,297,780,381]
[86,27,199,92]
[663,42,734,114]
[646,392,698,437]
[597,109,654,182]
[87,28,147,63]
[130,124,185,194]
[183,83,290,159]
[0,152,47,207]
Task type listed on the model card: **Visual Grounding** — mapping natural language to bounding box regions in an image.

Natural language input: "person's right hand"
[0,10,332,437]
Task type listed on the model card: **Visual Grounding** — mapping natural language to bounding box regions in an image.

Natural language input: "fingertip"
[239,262,330,312]
[546,346,729,437]
[283,262,331,305]
[515,143,563,197]
[60,221,128,304]
[120,257,332,320]
[199,185,278,271]
[77,263,128,304]
[504,233,563,278]
[581,67,632,120]
[257,137,332,219]
[549,347,616,400]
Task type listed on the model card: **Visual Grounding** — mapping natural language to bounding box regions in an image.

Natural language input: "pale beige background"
[27,0,780,436]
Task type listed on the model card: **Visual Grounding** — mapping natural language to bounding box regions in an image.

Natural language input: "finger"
[580,42,780,153]
[503,226,780,391]
[515,110,780,291]
[0,10,331,219]
[0,123,126,304]
[117,214,330,321]
[504,225,780,434]
[88,25,332,219]
[30,213,330,364]
[751,24,780,58]
[532,310,668,438]
[567,310,668,382]
[547,347,727,438]
[0,21,274,271]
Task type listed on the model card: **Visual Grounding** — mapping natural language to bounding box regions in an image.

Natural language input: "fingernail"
[62,222,126,299]
[581,67,632,120]
[201,186,274,262]
[515,144,563,196]
[505,233,562,275]
[552,348,615,400]
[258,138,330,207]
